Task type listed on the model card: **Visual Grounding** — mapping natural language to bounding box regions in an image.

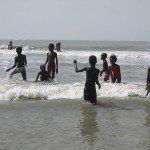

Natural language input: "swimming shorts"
[84,83,96,104]
[104,71,110,81]
[47,63,55,72]
[11,67,26,80]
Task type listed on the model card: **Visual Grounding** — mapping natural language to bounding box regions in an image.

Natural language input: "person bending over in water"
[109,54,121,83]
[35,64,51,82]
[45,43,58,80]
[8,41,13,50]
[100,53,110,81]
[56,42,61,52]
[74,55,101,105]
[6,46,27,80]
[146,66,150,96]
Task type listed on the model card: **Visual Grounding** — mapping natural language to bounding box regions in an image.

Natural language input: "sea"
[0,40,150,150]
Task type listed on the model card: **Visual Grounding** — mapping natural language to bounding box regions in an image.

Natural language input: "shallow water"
[0,40,150,149]
[0,99,150,150]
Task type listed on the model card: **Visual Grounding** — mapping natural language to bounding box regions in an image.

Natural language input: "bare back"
[47,51,57,64]
[85,67,100,85]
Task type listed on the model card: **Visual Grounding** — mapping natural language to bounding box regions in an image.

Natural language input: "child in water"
[109,54,121,83]
[100,53,110,81]
[6,46,27,80]
[44,43,58,80]
[35,64,51,82]
[8,41,13,50]
[146,66,150,96]
[74,55,101,105]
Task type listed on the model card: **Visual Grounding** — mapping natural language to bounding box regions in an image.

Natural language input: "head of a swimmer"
[40,64,46,71]
[16,46,22,55]
[48,43,54,51]
[110,54,117,65]
[101,53,107,60]
[89,55,97,66]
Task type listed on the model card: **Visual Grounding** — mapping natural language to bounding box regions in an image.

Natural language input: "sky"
[0,0,150,41]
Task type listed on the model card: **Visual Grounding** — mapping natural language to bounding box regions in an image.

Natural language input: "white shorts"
[11,67,26,80]
[11,67,26,74]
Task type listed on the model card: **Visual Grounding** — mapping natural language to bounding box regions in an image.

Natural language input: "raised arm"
[73,60,86,72]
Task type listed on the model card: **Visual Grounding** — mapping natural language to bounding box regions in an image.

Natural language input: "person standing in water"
[56,42,61,52]
[100,53,110,81]
[44,43,58,80]
[109,54,121,83]
[6,46,27,80]
[146,66,150,96]
[74,55,101,105]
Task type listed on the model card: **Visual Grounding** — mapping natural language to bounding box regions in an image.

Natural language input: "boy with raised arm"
[45,43,58,80]
[6,46,27,80]
[74,55,101,105]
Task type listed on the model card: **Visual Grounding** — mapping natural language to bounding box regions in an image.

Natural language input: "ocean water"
[0,40,150,150]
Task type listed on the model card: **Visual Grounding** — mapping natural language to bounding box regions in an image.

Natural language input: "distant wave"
[0,45,41,50]
[0,44,8,49]
[0,80,149,102]
[0,49,150,60]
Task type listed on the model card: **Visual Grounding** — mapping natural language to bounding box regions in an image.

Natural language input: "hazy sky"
[0,0,150,41]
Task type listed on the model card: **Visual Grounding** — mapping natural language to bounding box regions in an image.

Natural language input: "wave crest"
[0,81,149,102]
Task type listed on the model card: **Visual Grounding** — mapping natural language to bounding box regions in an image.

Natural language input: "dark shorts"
[84,83,96,103]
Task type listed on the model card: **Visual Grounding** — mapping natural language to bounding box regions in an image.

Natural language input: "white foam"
[98,82,146,98]
[0,44,8,49]
[0,81,149,102]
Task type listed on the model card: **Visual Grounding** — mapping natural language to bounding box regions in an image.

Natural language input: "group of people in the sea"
[73,53,121,105]
[6,42,150,105]
[6,43,58,82]
[74,53,150,104]
[8,41,62,52]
